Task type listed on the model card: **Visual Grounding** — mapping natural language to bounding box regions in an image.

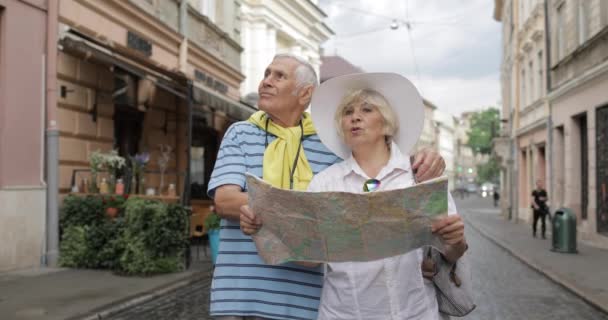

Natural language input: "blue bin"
[208,229,220,264]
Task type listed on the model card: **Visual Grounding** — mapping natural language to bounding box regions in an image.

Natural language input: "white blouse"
[307,143,455,320]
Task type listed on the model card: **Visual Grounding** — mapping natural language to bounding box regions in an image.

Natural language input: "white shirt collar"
[341,141,411,180]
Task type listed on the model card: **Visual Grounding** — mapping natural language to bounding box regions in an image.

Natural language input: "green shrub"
[59,195,188,275]
[117,198,189,275]
[59,225,91,268]
[60,195,104,229]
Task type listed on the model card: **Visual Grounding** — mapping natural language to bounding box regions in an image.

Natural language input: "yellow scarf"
[248,111,316,191]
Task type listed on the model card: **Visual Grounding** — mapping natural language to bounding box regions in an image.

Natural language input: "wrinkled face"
[257,58,301,116]
[340,99,386,150]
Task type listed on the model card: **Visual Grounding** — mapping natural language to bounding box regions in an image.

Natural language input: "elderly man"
[207,53,446,320]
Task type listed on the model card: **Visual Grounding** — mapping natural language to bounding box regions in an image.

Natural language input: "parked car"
[480,182,495,197]
[465,183,478,194]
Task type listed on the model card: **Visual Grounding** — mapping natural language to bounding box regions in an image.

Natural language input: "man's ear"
[298,85,314,106]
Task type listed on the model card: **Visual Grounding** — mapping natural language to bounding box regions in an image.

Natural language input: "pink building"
[0,0,51,271]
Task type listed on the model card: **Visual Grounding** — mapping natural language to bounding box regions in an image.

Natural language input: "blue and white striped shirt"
[207,121,340,320]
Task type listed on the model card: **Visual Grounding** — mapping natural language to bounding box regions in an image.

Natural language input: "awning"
[60,32,256,121]
[59,34,188,99]
[192,82,257,120]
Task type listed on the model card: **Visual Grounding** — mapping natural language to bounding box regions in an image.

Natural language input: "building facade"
[434,110,457,191]
[0,0,50,272]
[1,0,254,271]
[495,0,608,247]
[494,0,550,223]
[454,112,490,190]
[238,0,332,100]
[547,0,608,248]
[415,99,439,151]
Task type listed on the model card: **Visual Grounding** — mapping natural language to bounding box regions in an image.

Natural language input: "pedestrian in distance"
[531,179,549,239]
[493,189,500,207]
[208,54,448,320]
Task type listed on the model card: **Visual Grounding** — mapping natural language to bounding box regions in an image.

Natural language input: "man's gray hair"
[273,53,318,94]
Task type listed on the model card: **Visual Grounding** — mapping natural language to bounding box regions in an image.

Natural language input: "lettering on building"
[195,69,229,94]
[127,31,152,57]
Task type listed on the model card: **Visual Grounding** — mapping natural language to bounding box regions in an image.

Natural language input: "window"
[556,2,566,60]
[578,0,590,45]
[529,60,534,103]
[190,123,219,200]
[520,0,524,27]
[521,68,526,108]
[199,0,216,22]
[537,51,543,97]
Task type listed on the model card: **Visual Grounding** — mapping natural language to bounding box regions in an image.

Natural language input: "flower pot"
[106,207,119,219]
[208,229,220,264]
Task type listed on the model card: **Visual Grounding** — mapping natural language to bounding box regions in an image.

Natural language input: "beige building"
[0,0,50,272]
[238,0,332,100]
[434,110,457,191]
[1,0,255,271]
[416,99,438,150]
[454,112,490,190]
[494,0,608,247]
[547,0,608,248]
[494,0,550,222]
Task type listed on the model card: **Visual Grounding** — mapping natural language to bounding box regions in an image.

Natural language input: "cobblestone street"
[104,196,608,320]
[459,197,608,320]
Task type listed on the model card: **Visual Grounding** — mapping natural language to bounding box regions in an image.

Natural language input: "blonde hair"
[334,89,399,143]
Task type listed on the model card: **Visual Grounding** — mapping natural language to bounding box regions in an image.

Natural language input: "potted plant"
[88,151,105,193]
[101,195,127,219]
[204,206,221,264]
[130,152,150,194]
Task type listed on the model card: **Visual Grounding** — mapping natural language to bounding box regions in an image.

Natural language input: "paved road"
[105,196,608,320]
[457,196,608,320]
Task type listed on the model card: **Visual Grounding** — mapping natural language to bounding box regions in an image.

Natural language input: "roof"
[320,55,364,82]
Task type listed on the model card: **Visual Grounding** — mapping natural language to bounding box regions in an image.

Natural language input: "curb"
[70,267,213,320]
[463,214,608,315]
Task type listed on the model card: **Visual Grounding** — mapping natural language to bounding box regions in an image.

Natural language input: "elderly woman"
[307,73,467,320]
[243,73,467,320]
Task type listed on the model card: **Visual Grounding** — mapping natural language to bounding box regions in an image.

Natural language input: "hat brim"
[310,73,425,159]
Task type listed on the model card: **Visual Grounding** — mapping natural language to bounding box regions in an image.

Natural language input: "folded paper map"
[246,174,449,265]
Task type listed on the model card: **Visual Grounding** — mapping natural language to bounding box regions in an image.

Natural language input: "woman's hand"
[240,205,263,235]
[432,214,468,263]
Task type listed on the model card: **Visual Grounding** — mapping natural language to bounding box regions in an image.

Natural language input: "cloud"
[319,0,502,116]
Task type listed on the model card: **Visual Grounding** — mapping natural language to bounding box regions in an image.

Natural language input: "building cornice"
[549,58,608,103]
[516,117,548,137]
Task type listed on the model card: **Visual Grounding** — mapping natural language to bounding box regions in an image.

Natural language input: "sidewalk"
[463,203,608,315]
[0,259,213,320]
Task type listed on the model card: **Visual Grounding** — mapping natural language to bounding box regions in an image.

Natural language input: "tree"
[466,108,500,155]
[466,108,501,183]
[476,156,500,184]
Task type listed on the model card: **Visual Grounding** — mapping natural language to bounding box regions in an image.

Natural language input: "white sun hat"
[310,72,425,159]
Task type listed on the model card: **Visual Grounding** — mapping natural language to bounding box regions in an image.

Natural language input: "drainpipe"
[544,0,554,209]
[45,0,60,267]
[183,81,193,206]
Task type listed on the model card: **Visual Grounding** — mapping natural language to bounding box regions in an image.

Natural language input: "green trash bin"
[551,208,578,253]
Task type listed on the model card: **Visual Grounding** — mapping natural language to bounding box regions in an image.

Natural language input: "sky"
[318,0,502,117]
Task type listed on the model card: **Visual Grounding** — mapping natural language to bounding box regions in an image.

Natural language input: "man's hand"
[432,214,467,263]
[412,148,446,182]
[240,205,262,235]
